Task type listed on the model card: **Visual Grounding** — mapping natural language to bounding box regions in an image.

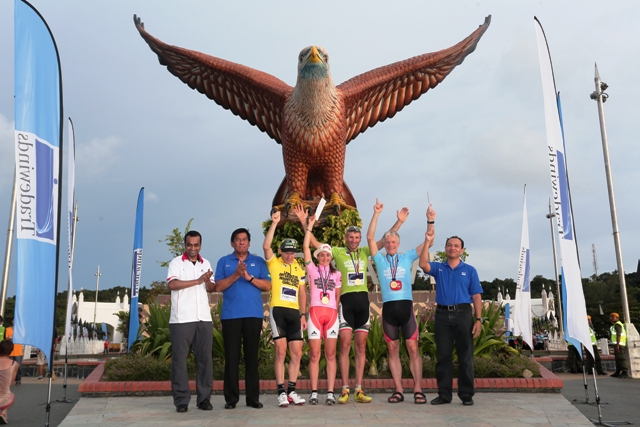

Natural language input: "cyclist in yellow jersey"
[264,210,307,406]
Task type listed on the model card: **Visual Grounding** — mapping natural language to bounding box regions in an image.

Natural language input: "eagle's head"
[297,45,330,82]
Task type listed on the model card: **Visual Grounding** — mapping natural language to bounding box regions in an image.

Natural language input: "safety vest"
[610,321,627,346]
[589,327,597,345]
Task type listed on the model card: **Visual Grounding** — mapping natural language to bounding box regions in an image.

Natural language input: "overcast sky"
[1,1,638,299]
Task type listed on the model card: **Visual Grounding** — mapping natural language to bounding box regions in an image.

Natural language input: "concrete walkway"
[58,392,594,427]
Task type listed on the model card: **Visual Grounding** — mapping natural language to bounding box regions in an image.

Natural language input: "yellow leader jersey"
[267,256,306,310]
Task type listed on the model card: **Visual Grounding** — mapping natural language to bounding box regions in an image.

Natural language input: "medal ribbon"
[386,254,399,281]
[348,249,360,276]
[318,265,331,296]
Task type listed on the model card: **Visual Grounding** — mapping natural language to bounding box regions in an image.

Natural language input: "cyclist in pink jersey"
[295,205,341,405]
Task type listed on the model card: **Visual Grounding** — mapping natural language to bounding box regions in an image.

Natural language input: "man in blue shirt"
[215,228,272,409]
[420,226,483,406]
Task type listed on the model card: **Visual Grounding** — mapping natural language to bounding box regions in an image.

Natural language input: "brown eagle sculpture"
[134,15,490,213]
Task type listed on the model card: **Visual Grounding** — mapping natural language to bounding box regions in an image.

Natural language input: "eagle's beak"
[308,46,322,63]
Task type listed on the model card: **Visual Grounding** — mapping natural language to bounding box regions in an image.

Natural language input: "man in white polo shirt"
[167,230,216,413]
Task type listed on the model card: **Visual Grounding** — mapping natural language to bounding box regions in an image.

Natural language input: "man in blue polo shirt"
[420,227,482,406]
[215,228,272,409]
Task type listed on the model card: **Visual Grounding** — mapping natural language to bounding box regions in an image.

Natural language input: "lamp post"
[546,199,564,336]
[94,265,101,326]
[590,64,630,324]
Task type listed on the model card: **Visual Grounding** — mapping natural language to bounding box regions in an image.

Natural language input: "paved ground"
[8,376,82,426]
[11,373,640,426]
[558,372,640,426]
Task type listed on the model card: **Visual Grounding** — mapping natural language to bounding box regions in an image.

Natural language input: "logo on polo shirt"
[461,272,467,276]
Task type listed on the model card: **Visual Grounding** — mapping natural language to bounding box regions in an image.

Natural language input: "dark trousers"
[170,321,213,408]
[222,318,262,404]
[614,346,628,373]
[567,345,583,373]
[434,308,475,402]
[585,345,604,374]
[10,356,22,382]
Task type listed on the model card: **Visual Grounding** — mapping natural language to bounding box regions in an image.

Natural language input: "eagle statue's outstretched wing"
[338,16,491,144]
[133,15,292,144]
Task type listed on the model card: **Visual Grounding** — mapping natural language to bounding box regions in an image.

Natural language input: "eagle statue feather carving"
[134,15,491,213]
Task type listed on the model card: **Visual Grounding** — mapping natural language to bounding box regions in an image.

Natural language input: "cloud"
[76,135,124,180]
[145,192,159,202]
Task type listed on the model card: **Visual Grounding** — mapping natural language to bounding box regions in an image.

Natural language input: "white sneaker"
[287,391,305,405]
[278,392,289,407]
[325,392,336,405]
[309,391,319,405]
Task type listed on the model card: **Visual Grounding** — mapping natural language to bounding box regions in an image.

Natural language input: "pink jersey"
[305,263,341,309]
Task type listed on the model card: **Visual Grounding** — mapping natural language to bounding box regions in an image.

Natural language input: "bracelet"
[300,312,307,318]
[427,221,435,224]
[306,229,312,232]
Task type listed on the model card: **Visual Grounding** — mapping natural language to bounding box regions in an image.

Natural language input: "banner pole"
[0,171,17,318]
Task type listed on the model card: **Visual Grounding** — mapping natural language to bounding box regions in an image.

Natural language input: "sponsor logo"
[130,248,143,298]
[517,248,531,293]
[16,132,59,243]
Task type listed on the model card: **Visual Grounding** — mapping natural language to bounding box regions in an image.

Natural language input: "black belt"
[436,304,471,312]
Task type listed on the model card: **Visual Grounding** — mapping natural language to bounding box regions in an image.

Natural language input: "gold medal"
[321,295,329,305]
[390,280,398,289]
[354,278,362,286]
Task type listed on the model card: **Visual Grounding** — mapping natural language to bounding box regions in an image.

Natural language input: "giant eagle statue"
[134,15,490,213]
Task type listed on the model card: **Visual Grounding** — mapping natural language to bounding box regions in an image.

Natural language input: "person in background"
[585,315,606,375]
[609,312,628,378]
[4,320,22,386]
[0,340,19,424]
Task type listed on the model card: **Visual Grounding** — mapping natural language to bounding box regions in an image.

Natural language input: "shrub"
[103,354,196,381]
[421,352,540,379]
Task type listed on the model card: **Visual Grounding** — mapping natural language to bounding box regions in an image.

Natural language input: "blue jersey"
[373,249,418,303]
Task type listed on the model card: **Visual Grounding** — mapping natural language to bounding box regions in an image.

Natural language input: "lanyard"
[317,265,331,295]
[386,254,399,281]
[347,248,360,275]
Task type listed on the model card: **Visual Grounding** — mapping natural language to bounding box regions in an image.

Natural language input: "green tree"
[158,218,193,268]
[114,310,130,341]
[434,249,469,263]
[144,280,170,304]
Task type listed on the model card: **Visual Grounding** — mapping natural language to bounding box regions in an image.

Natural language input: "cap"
[587,315,591,320]
[280,238,298,253]
[610,312,619,318]
[314,243,333,259]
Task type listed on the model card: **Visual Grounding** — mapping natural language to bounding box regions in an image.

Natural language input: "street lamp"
[546,199,564,336]
[94,265,101,326]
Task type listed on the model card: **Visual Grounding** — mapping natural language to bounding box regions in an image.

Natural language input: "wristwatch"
[476,317,483,323]
[248,275,255,283]
[300,312,307,318]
